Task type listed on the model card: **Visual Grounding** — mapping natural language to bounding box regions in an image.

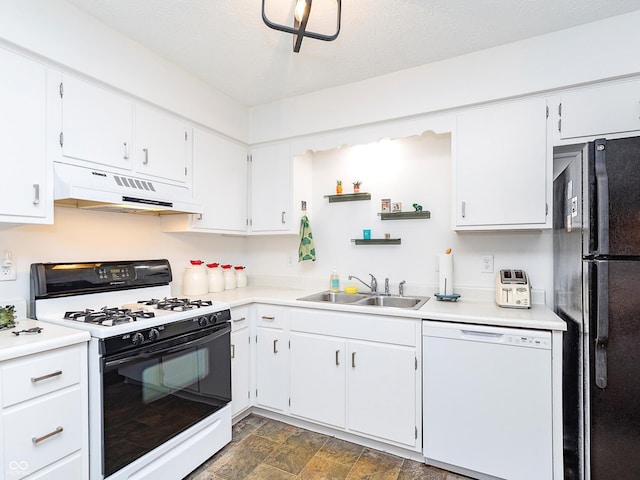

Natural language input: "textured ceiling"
[64,0,640,107]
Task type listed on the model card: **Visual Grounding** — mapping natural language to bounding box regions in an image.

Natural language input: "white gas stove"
[30,259,232,480]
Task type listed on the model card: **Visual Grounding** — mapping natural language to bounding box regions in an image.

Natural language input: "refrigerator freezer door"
[587,136,640,257]
[587,259,640,479]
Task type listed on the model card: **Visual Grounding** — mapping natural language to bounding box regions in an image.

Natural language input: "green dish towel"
[298,215,316,262]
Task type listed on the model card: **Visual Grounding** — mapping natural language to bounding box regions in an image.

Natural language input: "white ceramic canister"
[221,264,236,290]
[206,263,225,293]
[183,261,208,296]
[234,266,247,288]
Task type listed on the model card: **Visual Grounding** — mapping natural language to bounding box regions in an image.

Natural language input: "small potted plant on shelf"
[336,180,343,194]
[352,180,362,193]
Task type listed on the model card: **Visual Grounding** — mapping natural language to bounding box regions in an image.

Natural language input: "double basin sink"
[297,291,429,310]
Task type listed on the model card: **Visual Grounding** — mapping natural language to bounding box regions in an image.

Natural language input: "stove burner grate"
[64,307,155,326]
[138,297,213,311]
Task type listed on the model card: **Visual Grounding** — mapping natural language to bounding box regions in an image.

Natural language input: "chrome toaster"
[495,269,531,308]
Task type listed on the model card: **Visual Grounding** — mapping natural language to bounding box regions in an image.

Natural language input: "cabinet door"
[0,48,50,221]
[135,104,188,183]
[347,340,417,447]
[560,79,640,139]
[454,98,549,229]
[255,327,288,411]
[250,144,292,232]
[231,327,250,416]
[289,332,346,428]
[191,129,247,232]
[61,75,133,170]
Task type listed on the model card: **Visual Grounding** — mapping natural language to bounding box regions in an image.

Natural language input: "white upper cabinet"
[250,143,292,233]
[453,97,550,230]
[161,128,248,234]
[0,48,52,223]
[558,78,640,140]
[60,75,133,171]
[60,74,188,184]
[134,104,189,183]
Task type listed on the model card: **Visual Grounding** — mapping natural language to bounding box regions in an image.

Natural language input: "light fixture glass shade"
[294,0,307,23]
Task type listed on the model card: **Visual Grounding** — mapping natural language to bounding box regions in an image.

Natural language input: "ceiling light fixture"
[262,0,341,53]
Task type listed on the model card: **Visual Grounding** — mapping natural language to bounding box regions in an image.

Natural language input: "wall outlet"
[481,255,494,273]
[0,250,16,281]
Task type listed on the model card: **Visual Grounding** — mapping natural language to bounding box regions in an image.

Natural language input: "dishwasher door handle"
[460,330,505,341]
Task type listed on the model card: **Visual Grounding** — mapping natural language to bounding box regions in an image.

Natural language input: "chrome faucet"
[348,274,378,293]
[384,278,390,295]
[399,280,406,297]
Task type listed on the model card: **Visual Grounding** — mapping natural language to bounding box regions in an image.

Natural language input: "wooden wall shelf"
[325,193,371,203]
[351,238,401,245]
[379,211,431,220]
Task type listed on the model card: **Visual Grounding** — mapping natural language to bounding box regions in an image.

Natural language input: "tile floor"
[185,414,473,480]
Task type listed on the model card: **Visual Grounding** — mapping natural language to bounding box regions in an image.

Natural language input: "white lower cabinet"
[0,344,88,480]
[289,332,346,428]
[254,305,289,412]
[288,308,421,451]
[230,307,251,417]
[347,340,417,446]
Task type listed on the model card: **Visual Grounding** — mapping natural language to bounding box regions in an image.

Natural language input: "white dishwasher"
[422,321,553,480]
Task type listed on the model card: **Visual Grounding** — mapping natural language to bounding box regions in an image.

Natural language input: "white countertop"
[197,286,566,331]
[0,319,90,362]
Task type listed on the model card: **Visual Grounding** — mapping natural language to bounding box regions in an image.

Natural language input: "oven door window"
[101,325,230,477]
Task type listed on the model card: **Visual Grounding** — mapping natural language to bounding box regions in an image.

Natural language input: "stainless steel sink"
[297,291,371,304]
[297,291,429,310]
[355,295,429,309]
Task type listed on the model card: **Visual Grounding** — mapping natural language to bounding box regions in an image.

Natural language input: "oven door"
[100,323,231,478]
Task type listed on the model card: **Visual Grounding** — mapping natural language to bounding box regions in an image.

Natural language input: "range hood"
[53,162,203,215]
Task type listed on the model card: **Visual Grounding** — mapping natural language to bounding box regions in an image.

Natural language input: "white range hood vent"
[53,162,203,215]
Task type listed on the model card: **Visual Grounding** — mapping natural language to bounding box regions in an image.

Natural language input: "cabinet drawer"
[255,305,286,328]
[230,306,250,332]
[2,346,82,407]
[20,451,82,480]
[3,387,83,479]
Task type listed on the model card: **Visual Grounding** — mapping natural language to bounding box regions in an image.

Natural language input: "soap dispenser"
[329,269,340,292]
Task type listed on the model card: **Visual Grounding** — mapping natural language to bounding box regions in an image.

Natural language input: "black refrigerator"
[553,136,640,480]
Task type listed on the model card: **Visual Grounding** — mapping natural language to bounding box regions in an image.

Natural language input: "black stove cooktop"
[64,307,155,326]
[138,297,214,311]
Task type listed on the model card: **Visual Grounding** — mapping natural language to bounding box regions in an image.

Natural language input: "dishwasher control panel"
[506,334,551,348]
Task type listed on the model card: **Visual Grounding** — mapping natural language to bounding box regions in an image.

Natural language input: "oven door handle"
[103,326,229,371]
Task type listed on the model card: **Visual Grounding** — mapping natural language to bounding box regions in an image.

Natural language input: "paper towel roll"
[439,254,454,295]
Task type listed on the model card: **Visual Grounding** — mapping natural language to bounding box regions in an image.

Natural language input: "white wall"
[0,207,248,302]
[0,0,249,142]
[246,134,553,302]
[250,10,640,143]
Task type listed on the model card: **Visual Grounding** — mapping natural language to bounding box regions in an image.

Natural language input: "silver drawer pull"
[231,344,235,359]
[32,426,63,444]
[31,370,62,383]
[143,148,149,164]
[273,339,278,354]
[232,317,246,323]
[261,316,275,321]
[335,350,340,366]
[352,352,356,368]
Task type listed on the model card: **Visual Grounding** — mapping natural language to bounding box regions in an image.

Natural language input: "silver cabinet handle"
[352,352,356,368]
[31,370,62,383]
[461,201,466,218]
[123,142,129,160]
[231,344,235,359]
[281,211,286,224]
[143,148,149,165]
[273,339,278,354]
[32,426,63,444]
[233,317,246,323]
[33,184,40,205]
[335,350,340,366]
[261,316,275,321]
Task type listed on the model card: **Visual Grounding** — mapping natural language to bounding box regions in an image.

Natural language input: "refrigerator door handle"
[594,261,609,389]
[593,139,610,255]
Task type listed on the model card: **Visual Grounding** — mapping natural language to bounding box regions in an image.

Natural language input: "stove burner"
[138,297,213,311]
[64,307,155,326]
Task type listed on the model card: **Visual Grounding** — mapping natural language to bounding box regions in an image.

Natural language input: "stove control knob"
[148,328,160,341]
[132,332,145,346]
[198,316,209,327]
